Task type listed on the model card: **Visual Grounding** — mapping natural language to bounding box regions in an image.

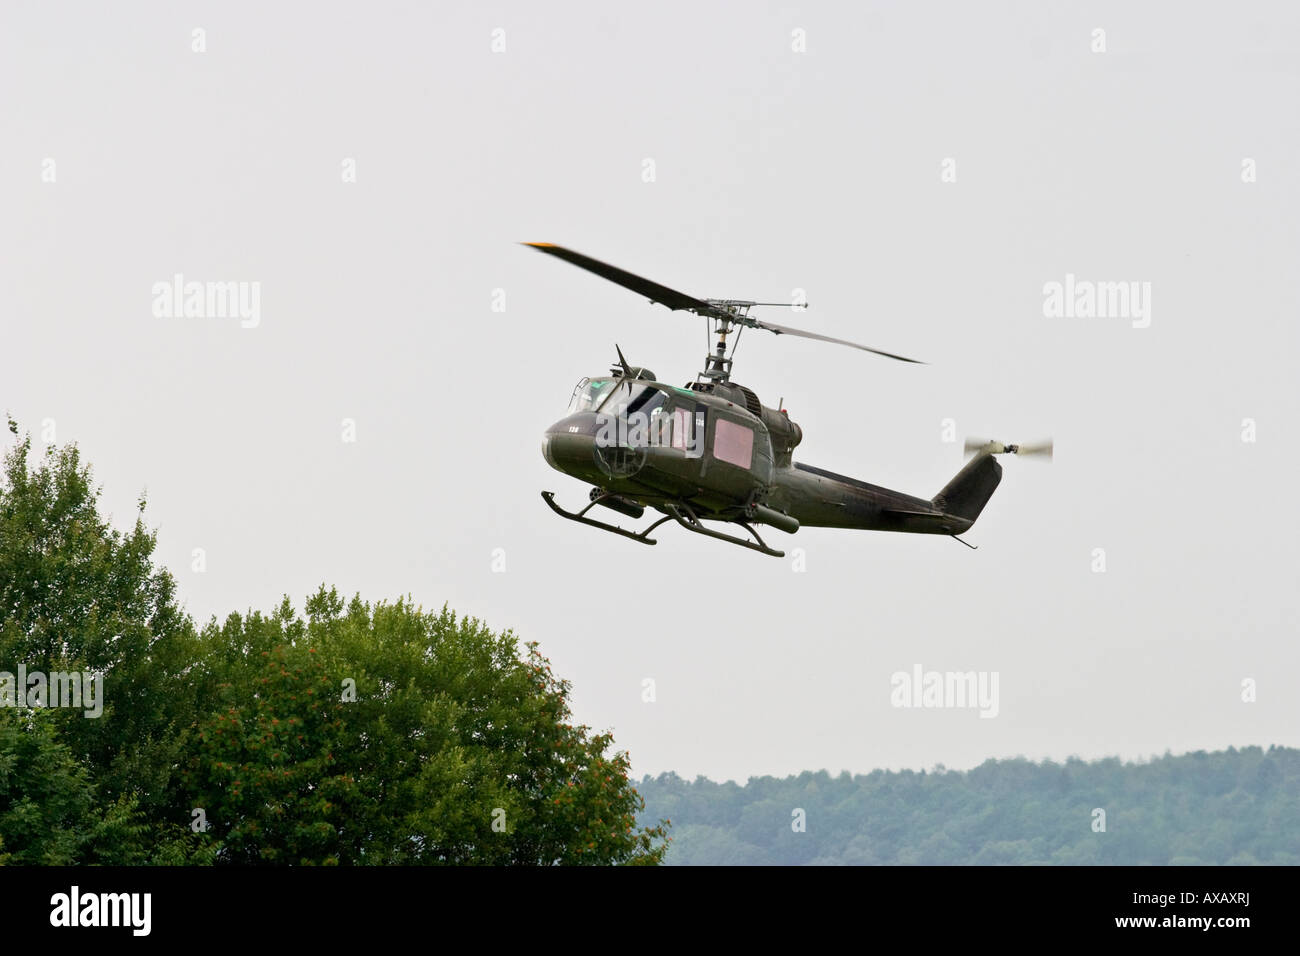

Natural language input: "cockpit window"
[567,377,612,414]
[592,382,671,448]
[595,381,666,417]
[625,385,666,417]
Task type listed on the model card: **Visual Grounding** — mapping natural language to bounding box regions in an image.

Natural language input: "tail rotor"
[963,437,1054,462]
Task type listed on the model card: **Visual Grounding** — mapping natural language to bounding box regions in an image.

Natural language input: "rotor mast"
[698,300,800,383]
[700,310,741,383]
[702,323,733,381]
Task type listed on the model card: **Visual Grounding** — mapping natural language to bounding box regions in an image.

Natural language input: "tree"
[2,421,667,865]
[1,420,201,863]
[184,589,667,865]
[0,709,155,864]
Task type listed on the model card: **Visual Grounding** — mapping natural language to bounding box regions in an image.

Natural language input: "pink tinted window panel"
[713,420,753,468]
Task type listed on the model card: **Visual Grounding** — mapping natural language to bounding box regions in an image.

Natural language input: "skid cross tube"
[663,503,785,558]
[542,492,786,557]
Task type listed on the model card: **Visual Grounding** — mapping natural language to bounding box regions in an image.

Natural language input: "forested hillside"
[637,747,1300,865]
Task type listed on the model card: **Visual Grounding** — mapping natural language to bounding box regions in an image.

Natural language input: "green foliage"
[637,749,1300,865]
[0,422,665,865]
[181,592,666,864]
[1,424,201,863]
[0,710,154,864]
[184,641,358,865]
[0,709,99,864]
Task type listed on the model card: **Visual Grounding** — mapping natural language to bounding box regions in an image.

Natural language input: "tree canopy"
[0,421,666,864]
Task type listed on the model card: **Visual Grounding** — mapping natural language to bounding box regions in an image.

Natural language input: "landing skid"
[662,503,784,558]
[540,492,785,558]
[541,491,672,545]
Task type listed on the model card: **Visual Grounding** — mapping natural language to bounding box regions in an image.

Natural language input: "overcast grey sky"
[3,1,1297,782]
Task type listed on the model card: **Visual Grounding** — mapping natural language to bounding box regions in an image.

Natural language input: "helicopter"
[528,242,1050,558]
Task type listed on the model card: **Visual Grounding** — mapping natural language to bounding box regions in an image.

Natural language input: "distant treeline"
[636,747,1299,865]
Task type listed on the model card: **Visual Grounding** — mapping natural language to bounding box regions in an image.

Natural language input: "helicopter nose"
[542,414,599,475]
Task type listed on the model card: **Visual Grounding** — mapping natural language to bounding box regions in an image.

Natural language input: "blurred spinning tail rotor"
[963,437,1054,461]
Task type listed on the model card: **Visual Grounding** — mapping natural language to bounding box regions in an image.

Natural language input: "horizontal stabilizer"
[879,507,964,533]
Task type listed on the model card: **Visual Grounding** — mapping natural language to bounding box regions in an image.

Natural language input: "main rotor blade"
[752,318,925,364]
[523,243,712,314]
[525,242,925,364]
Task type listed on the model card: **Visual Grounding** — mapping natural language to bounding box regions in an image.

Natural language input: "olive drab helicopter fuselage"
[529,243,1050,558]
